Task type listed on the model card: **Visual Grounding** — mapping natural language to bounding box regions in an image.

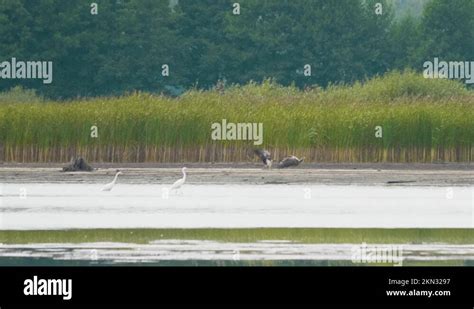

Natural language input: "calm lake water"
[0,184,473,229]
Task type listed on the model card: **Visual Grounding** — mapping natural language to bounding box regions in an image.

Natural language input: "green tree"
[389,14,422,70]
[175,0,233,89]
[419,0,474,61]
[224,0,394,87]
[95,0,183,96]
[0,0,182,98]
[0,0,35,91]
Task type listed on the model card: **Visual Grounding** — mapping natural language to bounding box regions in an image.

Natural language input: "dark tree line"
[0,0,472,99]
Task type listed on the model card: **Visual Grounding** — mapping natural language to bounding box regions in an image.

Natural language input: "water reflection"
[1,240,473,266]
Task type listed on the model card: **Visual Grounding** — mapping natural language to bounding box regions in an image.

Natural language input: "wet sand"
[0,163,472,186]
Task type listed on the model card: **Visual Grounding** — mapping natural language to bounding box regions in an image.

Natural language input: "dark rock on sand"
[62,157,94,172]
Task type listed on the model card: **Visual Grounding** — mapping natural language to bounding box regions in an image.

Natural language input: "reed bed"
[2,228,474,244]
[0,71,473,163]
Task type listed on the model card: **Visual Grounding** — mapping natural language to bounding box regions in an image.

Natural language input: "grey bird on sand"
[277,156,304,169]
[253,149,272,168]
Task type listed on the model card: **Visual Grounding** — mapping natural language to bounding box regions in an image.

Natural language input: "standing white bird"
[101,170,122,191]
[170,167,187,194]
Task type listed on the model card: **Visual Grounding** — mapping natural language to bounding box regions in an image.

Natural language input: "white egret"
[170,167,187,194]
[101,170,122,191]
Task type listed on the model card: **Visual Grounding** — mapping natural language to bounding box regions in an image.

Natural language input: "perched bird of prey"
[254,149,272,168]
[277,156,304,169]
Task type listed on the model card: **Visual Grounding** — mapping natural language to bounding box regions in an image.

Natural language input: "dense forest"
[0,0,473,99]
